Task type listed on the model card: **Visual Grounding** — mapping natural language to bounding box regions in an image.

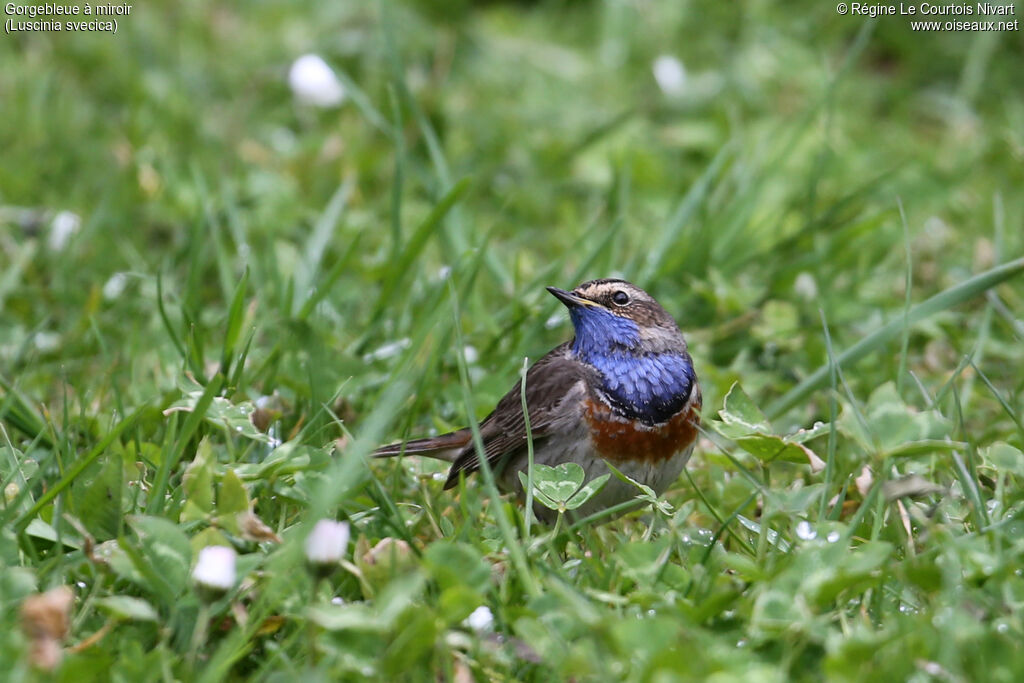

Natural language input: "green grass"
[2,1,1024,680]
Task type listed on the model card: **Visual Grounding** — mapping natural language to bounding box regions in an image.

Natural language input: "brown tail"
[372,429,472,464]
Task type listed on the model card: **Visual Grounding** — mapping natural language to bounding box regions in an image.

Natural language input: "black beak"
[547,287,595,308]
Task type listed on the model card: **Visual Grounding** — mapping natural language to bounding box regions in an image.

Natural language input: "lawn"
[2,1,1023,680]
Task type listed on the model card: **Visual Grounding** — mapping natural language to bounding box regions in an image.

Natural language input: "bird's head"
[547,279,686,360]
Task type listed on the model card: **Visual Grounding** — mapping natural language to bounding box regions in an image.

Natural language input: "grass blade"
[147,374,224,515]
[220,267,249,373]
[447,278,539,597]
[371,178,472,320]
[639,143,733,282]
[767,257,1024,419]
[14,404,147,533]
[295,179,354,311]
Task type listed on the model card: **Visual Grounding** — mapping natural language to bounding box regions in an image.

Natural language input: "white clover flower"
[288,54,345,108]
[305,519,350,567]
[48,211,81,251]
[33,331,60,353]
[793,272,818,301]
[795,520,817,541]
[192,545,237,592]
[463,605,494,632]
[362,338,411,363]
[652,55,687,97]
[102,272,129,300]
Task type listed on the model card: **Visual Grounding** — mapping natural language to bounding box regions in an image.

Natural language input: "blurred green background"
[2,0,1024,680]
[3,0,1020,420]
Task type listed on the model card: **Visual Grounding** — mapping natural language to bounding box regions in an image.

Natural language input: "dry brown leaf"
[238,509,282,544]
[21,586,74,671]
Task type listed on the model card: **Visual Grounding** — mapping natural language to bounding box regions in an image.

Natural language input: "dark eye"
[611,290,630,306]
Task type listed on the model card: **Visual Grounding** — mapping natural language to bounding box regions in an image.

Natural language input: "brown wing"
[443,343,593,489]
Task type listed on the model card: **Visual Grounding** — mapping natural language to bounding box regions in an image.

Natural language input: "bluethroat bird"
[374,279,701,521]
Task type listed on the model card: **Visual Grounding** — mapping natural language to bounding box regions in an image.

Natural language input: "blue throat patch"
[569,307,694,424]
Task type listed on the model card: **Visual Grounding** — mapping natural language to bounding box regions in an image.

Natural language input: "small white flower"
[795,520,817,541]
[793,272,818,301]
[288,54,345,107]
[362,338,411,363]
[48,211,81,251]
[462,345,479,364]
[305,519,350,566]
[652,55,687,97]
[33,331,60,353]
[193,545,237,592]
[463,605,494,632]
[102,272,129,300]
[255,394,278,411]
